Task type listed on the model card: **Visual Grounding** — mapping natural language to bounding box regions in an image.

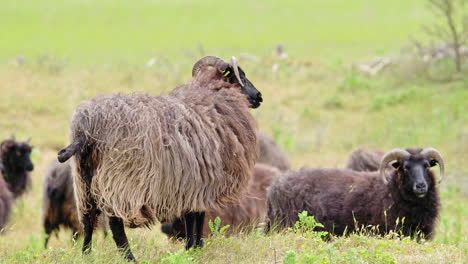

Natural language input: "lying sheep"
[0,136,34,198]
[257,132,290,171]
[42,159,107,247]
[57,56,262,261]
[345,147,384,172]
[267,148,444,239]
[161,163,280,239]
[0,170,13,233]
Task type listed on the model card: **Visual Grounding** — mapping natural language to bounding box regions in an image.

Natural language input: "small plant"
[294,211,328,238]
[208,216,230,237]
[283,250,298,264]
[161,249,194,264]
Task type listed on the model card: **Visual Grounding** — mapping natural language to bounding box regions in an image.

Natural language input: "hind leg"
[82,205,97,254]
[109,216,135,262]
[44,221,54,248]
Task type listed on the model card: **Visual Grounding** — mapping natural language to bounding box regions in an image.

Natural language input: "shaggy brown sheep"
[345,147,384,172]
[0,170,13,233]
[257,132,290,171]
[42,159,107,247]
[57,56,262,261]
[267,148,444,239]
[161,163,280,239]
[0,136,34,198]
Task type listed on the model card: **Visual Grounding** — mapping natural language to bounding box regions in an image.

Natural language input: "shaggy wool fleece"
[69,71,257,227]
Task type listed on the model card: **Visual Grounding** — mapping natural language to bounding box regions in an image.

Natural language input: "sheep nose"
[413,182,427,194]
[256,92,263,102]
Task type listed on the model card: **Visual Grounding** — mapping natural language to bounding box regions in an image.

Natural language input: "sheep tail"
[57,133,87,163]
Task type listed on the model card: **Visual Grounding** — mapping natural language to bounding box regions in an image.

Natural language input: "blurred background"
[0,0,467,263]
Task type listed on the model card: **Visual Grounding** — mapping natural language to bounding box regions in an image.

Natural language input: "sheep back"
[257,132,290,171]
[70,85,257,227]
[345,148,384,172]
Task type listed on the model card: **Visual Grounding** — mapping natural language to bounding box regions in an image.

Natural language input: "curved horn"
[192,56,224,77]
[420,148,444,184]
[10,134,15,141]
[379,149,411,184]
[25,136,31,144]
[229,56,244,87]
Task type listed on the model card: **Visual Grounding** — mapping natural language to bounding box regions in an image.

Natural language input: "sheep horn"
[192,56,224,77]
[420,148,444,184]
[229,56,244,87]
[25,136,31,144]
[379,149,411,185]
[10,134,15,140]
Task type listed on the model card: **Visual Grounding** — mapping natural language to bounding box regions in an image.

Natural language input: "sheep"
[57,56,263,261]
[345,147,384,172]
[42,159,108,247]
[257,132,290,171]
[161,163,280,239]
[266,148,444,239]
[0,136,34,198]
[0,170,13,233]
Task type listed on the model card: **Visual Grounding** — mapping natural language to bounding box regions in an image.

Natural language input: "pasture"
[0,0,467,263]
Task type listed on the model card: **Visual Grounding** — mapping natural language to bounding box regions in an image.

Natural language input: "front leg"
[184,212,196,250]
[109,216,136,262]
[194,212,205,248]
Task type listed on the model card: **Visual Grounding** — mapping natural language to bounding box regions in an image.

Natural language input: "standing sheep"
[161,163,280,239]
[345,147,384,172]
[267,148,444,239]
[42,159,108,247]
[257,132,290,171]
[57,56,262,261]
[0,136,34,198]
[0,170,13,233]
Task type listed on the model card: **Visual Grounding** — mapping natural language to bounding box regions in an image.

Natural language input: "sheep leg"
[194,212,205,248]
[44,221,53,248]
[82,207,96,255]
[184,212,196,250]
[109,216,135,262]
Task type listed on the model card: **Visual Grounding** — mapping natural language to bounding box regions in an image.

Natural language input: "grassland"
[0,0,467,263]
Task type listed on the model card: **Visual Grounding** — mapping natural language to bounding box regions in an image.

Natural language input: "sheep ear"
[391,161,400,169]
[218,63,230,76]
[429,159,438,167]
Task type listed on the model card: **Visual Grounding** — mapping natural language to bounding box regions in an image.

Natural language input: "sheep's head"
[379,148,444,200]
[192,56,263,108]
[0,136,34,173]
[161,219,187,240]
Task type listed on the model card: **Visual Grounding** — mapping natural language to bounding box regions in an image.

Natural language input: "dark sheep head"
[161,218,187,240]
[0,136,34,173]
[379,148,444,201]
[192,56,263,108]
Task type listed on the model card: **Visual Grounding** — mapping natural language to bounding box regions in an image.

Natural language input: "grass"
[0,0,467,263]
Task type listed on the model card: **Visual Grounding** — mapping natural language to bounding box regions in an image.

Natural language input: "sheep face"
[392,155,437,201]
[226,66,263,109]
[192,56,263,108]
[1,139,34,172]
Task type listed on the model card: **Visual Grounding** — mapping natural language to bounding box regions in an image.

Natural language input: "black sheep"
[267,148,444,239]
[0,136,34,198]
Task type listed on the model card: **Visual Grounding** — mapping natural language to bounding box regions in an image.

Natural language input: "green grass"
[1,0,432,63]
[0,0,467,263]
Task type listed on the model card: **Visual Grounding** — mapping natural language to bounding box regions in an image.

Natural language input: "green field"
[0,0,467,263]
